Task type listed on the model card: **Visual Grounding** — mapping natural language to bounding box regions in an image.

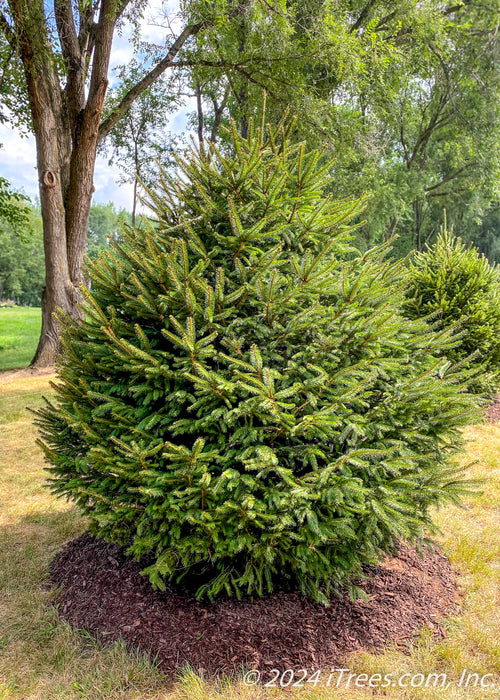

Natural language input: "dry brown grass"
[0,372,499,698]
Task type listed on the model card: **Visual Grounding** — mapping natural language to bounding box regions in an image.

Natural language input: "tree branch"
[375,10,397,31]
[7,0,63,119]
[443,3,465,16]
[408,94,451,168]
[86,0,118,118]
[0,10,16,47]
[54,0,86,136]
[98,22,203,142]
[54,0,80,69]
[98,0,254,143]
[195,79,204,152]
[210,84,230,143]
[424,166,469,193]
[350,0,377,33]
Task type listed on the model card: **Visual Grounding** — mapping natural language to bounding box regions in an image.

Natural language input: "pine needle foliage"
[405,224,500,396]
[37,115,479,605]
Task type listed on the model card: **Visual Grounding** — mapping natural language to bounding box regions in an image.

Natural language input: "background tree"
[0,201,43,304]
[179,1,500,254]
[0,173,29,229]
[101,61,179,224]
[405,224,500,396]
[87,203,132,259]
[0,201,130,305]
[0,174,34,303]
[474,203,500,263]
[354,0,500,252]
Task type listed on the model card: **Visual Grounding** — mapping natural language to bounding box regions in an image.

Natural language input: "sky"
[0,0,194,212]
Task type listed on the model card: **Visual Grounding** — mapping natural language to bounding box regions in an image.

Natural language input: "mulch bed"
[50,532,458,678]
[486,394,500,422]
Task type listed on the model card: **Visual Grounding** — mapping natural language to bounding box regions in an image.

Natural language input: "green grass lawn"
[0,370,500,698]
[0,307,41,371]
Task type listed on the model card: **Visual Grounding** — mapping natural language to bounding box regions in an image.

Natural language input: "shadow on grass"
[0,507,169,699]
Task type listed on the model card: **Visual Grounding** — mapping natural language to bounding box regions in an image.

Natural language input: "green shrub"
[405,226,500,395]
[37,117,478,604]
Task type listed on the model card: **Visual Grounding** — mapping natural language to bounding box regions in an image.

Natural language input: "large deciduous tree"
[0,0,248,366]
[180,0,500,253]
[0,0,402,367]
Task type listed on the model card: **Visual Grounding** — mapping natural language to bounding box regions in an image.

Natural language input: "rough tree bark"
[0,0,208,367]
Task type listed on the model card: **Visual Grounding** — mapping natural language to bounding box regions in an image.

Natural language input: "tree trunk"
[195,80,205,152]
[238,16,249,139]
[27,1,114,368]
[132,137,139,226]
[413,199,423,251]
[28,79,101,367]
[30,122,85,367]
[29,97,105,368]
[132,177,138,226]
[386,216,399,241]
[4,0,212,368]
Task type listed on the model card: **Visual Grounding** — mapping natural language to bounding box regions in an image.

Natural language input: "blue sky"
[0,0,194,212]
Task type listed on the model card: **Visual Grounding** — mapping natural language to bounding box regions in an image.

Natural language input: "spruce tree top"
[38,113,478,604]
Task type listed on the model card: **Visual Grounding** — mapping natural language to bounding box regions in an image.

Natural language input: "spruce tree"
[405,225,500,396]
[37,113,478,604]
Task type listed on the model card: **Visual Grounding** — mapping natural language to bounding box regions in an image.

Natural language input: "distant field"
[0,307,41,371]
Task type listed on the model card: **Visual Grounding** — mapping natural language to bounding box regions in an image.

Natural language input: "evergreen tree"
[37,113,478,604]
[405,225,500,396]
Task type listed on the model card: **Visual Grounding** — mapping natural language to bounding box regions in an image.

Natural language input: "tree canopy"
[0,201,42,304]
[173,0,500,252]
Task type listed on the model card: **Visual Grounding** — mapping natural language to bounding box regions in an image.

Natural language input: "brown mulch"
[49,533,458,678]
[486,394,500,422]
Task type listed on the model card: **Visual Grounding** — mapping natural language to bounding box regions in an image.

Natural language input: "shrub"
[405,226,500,395]
[37,117,478,604]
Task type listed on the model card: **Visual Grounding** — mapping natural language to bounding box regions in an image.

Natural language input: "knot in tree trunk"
[42,170,57,187]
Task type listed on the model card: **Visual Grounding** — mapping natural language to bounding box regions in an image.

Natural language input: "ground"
[49,534,458,677]
[0,369,500,698]
[0,307,41,371]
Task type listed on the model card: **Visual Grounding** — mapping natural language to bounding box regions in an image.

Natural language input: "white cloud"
[0,125,38,198]
[93,155,135,210]
[140,0,183,44]
[0,121,136,207]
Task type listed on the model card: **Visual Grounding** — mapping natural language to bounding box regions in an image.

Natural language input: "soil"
[50,533,458,679]
[0,367,54,384]
[486,394,500,422]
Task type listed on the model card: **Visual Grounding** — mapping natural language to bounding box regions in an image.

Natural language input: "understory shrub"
[37,116,478,604]
[405,226,500,396]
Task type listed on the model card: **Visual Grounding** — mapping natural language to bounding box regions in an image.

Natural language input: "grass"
[0,371,499,698]
[0,307,42,371]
